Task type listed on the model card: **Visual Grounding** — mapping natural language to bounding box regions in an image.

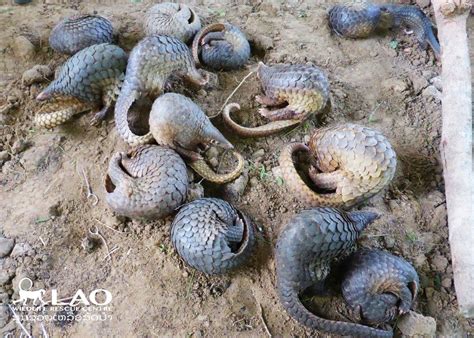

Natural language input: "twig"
[39,236,47,247]
[210,71,255,118]
[7,304,32,338]
[103,245,120,261]
[44,177,59,194]
[89,226,112,262]
[95,218,125,234]
[258,303,272,337]
[40,322,49,338]
[80,168,99,206]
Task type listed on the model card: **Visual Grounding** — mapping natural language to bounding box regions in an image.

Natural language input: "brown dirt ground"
[1,0,473,337]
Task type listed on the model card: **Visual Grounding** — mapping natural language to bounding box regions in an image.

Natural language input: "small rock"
[0,291,9,304]
[0,271,11,286]
[10,243,33,258]
[197,315,208,322]
[21,65,52,85]
[352,110,366,121]
[222,170,249,202]
[252,149,265,159]
[430,76,442,91]
[12,36,35,60]
[208,157,219,168]
[370,50,378,57]
[271,166,283,178]
[11,139,30,154]
[249,177,259,188]
[382,78,409,94]
[252,35,274,51]
[410,74,429,94]
[0,151,9,162]
[413,254,427,269]
[0,238,15,258]
[206,147,220,161]
[416,0,431,8]
[0,319,16,334]
[187,183,204,202]
[431,254,448,272]
[441,277,452,289]
[383,236,396,248]
[397,311,436,336]
[0,305,10,329]
[422,85,441,101]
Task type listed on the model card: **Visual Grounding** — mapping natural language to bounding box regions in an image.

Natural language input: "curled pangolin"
[105,145,188,219]
[192,23,251,70]
[223,62,329,137]
[35,43,127,129]
[279,123,397,208]
[114,35,208,146]
[149,93,244,184]
[276,207,419,337]
[144,2,201,43]
[49,14,114,55]
[171,198,255,274]
[328,3,440,57]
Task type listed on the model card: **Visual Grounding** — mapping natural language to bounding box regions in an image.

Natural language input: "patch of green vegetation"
[35,216,51,224]
[275,176,284,186]
[405,230,417,242]
[433,273,442,291]
[258,164,269,181]
[389,40,399,49]
[158,243,168,254]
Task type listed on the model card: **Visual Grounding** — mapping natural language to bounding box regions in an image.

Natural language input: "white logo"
[10,277,113,324]
[13,278,47,306]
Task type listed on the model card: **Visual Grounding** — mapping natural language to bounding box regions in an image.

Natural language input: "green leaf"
[389,40,398,49]
[35,216,50,224]
[275,176,284,186]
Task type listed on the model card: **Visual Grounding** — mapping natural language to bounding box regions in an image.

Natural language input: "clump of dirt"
[0,1,472,337]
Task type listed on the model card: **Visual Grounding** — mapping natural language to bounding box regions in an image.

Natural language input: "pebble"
[21,65,52,85]
[10,243,33,258]
[383,236,395,248]
[431,254,448,272]
[208,157,219,168]
[410,74,429,94]
[11,139,30,154]
[252,35,274,51]
[252,148,265,159]
[422,86,441,101]
[0,151,9,162]
[441,277,452,289]
[222,170,249,202]
[370,50,378,57]
[416,0,431,8]
[413,254,427,269]
[430,76,442,91]
[0,305,10,329]
[397,311,436,336]
[249,177,259,188]
[12,36,35,60]
[0,291,9,304]
[0,271,11,286]
[382,78,408,94]
[0,238,14,258]
[206,147,220,161]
